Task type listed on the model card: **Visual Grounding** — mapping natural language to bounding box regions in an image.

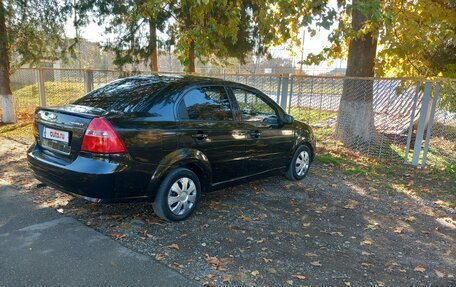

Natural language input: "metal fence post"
[287,76,294,114]
[276,75,282,104]
[421,83,440,168]
[36,69,46,107]
[411,82,432,166]
[279,74,289,110]
[404,81,421,164]
[84,70,94,93]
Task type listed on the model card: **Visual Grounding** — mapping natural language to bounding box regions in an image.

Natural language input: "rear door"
[229,86,294,174]
[177,85,247,184]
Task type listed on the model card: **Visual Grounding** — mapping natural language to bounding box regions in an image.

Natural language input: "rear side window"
[73,78,167,113]
[179,86,233,121]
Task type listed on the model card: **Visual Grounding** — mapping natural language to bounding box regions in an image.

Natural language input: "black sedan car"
[28,75,315,221]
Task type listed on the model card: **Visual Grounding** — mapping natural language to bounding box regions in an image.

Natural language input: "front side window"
[232,88,278,124]
[179,86,233,121]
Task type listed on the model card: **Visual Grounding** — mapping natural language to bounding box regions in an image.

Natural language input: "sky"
[64,1,346,71]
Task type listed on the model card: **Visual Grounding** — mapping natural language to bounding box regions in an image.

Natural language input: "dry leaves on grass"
[291,274,306,280]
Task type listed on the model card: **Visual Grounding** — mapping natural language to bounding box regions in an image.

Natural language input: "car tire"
[152,167,201,222]
[285,145,312,181]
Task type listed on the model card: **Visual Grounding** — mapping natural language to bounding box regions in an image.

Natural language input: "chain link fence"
[5,68,455,169]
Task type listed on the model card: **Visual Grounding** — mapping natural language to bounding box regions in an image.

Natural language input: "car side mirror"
[283,114,293,124]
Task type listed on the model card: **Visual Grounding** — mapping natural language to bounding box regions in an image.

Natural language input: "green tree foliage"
[303,0,456,78]
[77,0,330,73]
[0,0,73,123]
[77,0,171,72]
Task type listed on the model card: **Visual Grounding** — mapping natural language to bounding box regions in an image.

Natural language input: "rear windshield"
[73,77,168,113]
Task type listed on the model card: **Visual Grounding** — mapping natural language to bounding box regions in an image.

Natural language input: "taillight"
[81,118,126,154]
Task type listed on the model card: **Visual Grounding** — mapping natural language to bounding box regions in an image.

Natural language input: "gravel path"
[1,136,455,287]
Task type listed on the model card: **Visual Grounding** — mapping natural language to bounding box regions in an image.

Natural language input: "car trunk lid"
[34,105,115,162]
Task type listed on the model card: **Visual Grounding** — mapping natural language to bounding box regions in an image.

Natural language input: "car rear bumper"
[27,144,152,202]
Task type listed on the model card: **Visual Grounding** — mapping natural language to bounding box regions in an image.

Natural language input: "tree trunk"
[188,40,195,74]
[149,20,158,72]
[335,0,377,146]
[0,0,15,123]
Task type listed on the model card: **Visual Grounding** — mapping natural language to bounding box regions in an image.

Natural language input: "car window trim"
[176,84,236,122]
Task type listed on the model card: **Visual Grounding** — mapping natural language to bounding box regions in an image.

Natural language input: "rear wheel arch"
[147,148,212,198]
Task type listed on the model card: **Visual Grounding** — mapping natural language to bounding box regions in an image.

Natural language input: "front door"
[230,87,294,175]
[178,85,247,184]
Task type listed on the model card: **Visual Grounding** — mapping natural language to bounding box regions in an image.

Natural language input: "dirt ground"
[1,136,455,287]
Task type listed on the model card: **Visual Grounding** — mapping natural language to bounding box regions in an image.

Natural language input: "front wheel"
[285,145,312,181]
[152,168,201,221]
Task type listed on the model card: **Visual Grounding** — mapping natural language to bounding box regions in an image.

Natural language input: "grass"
[290,108,337,125]
[13,82,84,111]
[314,142,456,207]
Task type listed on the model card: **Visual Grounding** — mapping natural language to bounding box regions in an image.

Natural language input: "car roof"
[118,74,255,90]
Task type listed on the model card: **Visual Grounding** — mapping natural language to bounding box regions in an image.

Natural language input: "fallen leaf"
[262,258,273,263]
[414,265,426,273]
[394,227,404,234]
[302,223,311,228]
[171,262,183,269]
[310,261,322,267]
[361,251,371,256]
[221,275,233,283]
[435,270,444,278]
[251,270,260,277]
[155,253,168,261]
[344,282,351,286]
[361,240,373,246]
[164,243,180,250]
[286,280,294,285]
[202,282,217,287]
[291,274,306,280]
[240,214,258,222]
[406,216,417,222]
[343,200,359,209]
[206,274,217,279]
[111,232,126,240]
[204,254,224,270]
[305,252,318,257]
